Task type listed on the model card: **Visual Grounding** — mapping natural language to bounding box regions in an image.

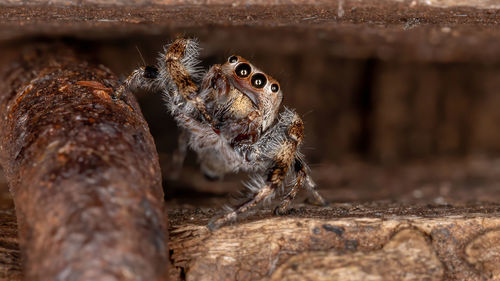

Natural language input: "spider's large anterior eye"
[271,83,279,93]
[228,56,238,63]
[235,63,251,78]
[251,73,267,89]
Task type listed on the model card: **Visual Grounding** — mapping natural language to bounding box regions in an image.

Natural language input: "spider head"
[219,55,283,131]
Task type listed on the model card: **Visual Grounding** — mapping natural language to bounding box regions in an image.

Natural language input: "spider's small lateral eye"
[235,63,251,78]
[251,73,267,89]
[228,56,238,63]
[271,83,279,93]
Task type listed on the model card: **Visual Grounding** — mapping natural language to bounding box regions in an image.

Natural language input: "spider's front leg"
[114,65,161,99]
[160,38,214,125]
[121,39,220,178]
[117,38,213,127]
[208,110,326,230]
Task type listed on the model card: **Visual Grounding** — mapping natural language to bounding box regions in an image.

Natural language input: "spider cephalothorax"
[119,38,325,229]
[200,55,283,146]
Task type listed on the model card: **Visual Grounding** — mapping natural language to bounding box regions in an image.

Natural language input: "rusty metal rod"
[0,46,167,281]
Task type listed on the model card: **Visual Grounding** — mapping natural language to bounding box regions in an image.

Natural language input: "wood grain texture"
[266,229,443,281]
[0,204,499,280]
[168,207,500,281]
[0,211,20,281]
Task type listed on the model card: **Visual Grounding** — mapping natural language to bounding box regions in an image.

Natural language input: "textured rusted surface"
[0,46,167,280]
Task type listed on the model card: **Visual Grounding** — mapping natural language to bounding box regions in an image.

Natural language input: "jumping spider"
[118,38,326,229]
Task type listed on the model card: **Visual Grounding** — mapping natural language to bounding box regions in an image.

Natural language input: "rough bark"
[168,206,500,281]
[0,46,167,281]
[0,203,499,280]
[266,228,443,281]
[0,0,498,8]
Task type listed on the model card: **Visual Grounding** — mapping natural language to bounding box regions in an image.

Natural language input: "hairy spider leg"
[119,39,217,179]
[208,115,309,230]
[162,39,214,125]
[274,158,307,215]
[119,38,327,230]
[274,157,327,215]
[114,66,161,99]
[304,172,327,206]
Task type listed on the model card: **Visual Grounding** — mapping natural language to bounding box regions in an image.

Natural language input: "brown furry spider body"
[118,38,325,229]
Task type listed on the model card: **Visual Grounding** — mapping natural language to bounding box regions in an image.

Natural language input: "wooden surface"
[168,205,500,280]
[0,0,498,8]
[162,157,500,280]
[1,198,500,280]
[1,158,500,280]
[0,0,498,63]
[0,210,20,281]
[0,46,168,281]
